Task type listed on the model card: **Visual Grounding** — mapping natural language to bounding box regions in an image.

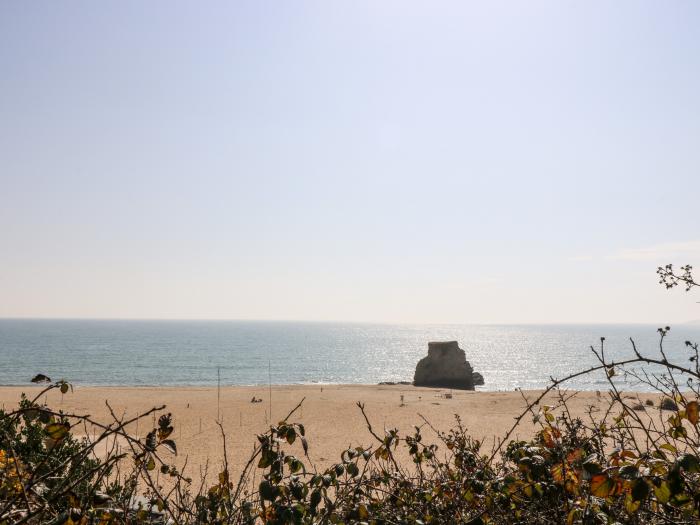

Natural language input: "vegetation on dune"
[1,265,699,524]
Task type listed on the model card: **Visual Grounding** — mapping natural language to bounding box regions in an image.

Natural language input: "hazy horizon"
[2,317,700,328]
[2,2,699,324]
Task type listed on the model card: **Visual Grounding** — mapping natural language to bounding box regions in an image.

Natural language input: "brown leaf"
[686,400,699,425]
[590,473,615,498]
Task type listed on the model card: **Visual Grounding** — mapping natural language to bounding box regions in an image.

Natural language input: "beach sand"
[0,384,660,484]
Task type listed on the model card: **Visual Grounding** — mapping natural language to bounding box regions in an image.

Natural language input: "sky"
[1,1,699,324]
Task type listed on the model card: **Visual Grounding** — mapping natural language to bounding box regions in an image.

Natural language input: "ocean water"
[1,320,699,391]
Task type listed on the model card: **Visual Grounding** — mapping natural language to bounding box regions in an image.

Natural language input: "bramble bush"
[1,264,699,524]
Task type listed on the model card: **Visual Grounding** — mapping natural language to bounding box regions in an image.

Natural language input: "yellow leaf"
[660,443,677,453]
[625,494,641,514]
[357,504,369,519]
[654,481,671,504]
[218,470,230,486]
[46,422,70,442]
[551,464,564,483]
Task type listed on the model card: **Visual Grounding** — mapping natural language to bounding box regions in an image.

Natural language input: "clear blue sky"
[1,1,699,323]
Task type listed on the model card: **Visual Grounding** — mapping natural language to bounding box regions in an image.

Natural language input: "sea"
[1,319,699,392]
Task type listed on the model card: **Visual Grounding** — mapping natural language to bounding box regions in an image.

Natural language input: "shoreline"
[0,381,651,392]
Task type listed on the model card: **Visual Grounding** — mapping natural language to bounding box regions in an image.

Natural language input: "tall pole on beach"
[268,359,272,423]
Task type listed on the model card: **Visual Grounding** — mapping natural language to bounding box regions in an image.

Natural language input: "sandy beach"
[0,384,660,483]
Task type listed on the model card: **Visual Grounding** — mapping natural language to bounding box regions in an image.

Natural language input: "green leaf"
[145,430,157,451]
[670,492,692,506]
[259,480,276,501]
[631,479,649,502]
[678,453,700,473]
[625,494,641,514]
[310,489,322,509]
[286,427,296,445]
[289,458,302,473]
[161,439,177,455]
[347,463,360,477]
[258,450,274,468]
[582,455,602,475]
[619,465,639,479]
[654,481,671,504]
[671,425,688,439]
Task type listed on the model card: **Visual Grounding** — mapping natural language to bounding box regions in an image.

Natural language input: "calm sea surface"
[1,320,699,391]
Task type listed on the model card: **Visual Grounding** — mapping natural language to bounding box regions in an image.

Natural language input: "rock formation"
[472,372,484,386]
[413,341,481,390]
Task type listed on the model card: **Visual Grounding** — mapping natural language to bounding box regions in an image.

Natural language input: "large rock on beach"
[413,341,479,390]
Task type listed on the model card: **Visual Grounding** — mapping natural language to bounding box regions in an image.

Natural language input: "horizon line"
[0,316,695,327]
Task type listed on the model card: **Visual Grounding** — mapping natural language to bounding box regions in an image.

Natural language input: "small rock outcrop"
[413,341,481,390]
[472,372,484,386]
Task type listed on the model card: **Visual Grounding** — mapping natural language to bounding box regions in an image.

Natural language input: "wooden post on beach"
[268,359,272,423]
[217,366,221,422]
